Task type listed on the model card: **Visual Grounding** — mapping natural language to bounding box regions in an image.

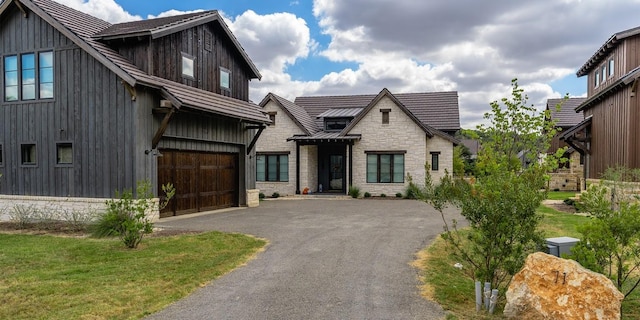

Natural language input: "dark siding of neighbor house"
[0,6,139,197]
[108,23,252,102]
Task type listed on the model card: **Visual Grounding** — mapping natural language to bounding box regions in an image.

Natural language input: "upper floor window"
[381,108,390,124]
[268,112,276,125]
[609,58,615,77]
[181,53,194,78]
[220,68,231,90]
[4,51,54,101]
[325,118,350,131]
[594,70,600,88]
[601,65,607,82]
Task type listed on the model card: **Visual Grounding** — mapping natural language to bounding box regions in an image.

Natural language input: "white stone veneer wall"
[0,195,160,222]
[426,134,454,182]
[255,100,303,196]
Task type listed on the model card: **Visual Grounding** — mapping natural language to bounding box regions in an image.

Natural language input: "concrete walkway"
[145,199,463,320]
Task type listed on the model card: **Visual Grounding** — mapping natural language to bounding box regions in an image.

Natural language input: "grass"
[0,231,266,320]
[546,190,578,200]
[417,204,639,319]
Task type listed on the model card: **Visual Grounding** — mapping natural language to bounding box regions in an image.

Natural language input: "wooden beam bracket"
[152,107,176,149]
[246,125,266,155]
[122,81,137,101]
[14,0,28,18]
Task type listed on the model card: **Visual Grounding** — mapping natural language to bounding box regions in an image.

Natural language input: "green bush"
[92,181,174,249]
[271,192,280,198]
[348,185,361,198]
[259,192,266,199]
[395,192,403,198]
[364,192,371,198]
[380,193,386,197]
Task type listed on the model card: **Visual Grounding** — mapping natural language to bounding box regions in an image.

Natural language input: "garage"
[158,150,239,217]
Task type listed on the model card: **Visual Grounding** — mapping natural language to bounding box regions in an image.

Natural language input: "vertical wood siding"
[0,7,137,197]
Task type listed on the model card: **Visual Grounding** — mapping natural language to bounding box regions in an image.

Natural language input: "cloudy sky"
[51,0,640,128]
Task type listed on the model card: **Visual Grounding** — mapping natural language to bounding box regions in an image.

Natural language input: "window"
[256,153,288,182]
[366,152,404,183]
[0,144,3,166]
[4,55,18,101]
[601,65,607,82]
[181,53,194,78]
[220,68,231,90]
[594,70,600,87]
[21,143,36,165]
[609,59,615,77]
[268,112,276,125]
[4,51,54,101]
[381,108,390,124]
[39,52,54,98]
[431,152,440,171]
[325,118,350,131]
[56,143,73,165]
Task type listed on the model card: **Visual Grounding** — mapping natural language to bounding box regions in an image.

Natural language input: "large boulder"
[504,252,623,320]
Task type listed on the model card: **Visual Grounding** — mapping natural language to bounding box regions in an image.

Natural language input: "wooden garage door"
[158,150,238,217]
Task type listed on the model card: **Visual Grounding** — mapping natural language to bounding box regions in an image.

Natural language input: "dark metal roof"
[94,11,209,38]
[560,116,592,140]
[577,25,640,77]
[294,91,460,131]
[316,108,363,118]
[12,0,268,124]
[287,132,361,143]
[547,98,585,127]
[259,93,319,134]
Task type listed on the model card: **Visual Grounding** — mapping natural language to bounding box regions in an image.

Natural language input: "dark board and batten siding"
[0,8,138,197]
[113,23,252,101]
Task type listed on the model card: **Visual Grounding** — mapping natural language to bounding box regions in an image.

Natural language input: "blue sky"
[55,0,640,128]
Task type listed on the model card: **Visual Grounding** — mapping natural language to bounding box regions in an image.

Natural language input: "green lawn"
[418,204,639,319]
[0,231,266,320]
[546,190,578,200]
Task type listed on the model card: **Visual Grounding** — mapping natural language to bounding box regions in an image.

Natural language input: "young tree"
[571,167,640,298]
[425,79,567,291]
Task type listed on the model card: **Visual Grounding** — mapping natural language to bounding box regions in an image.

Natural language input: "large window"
[4,51,53,101]
[366,152,404,183]
[257,153,288,182]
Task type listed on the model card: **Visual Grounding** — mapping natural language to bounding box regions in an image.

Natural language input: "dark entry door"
[329,155,344,191]
[158,150,238,217]
[318,144,346,193]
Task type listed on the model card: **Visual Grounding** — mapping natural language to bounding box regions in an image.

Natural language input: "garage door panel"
[159,150,238,217]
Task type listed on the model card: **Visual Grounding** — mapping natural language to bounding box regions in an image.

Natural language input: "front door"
[318,144,346,193]
[329,154,344,191]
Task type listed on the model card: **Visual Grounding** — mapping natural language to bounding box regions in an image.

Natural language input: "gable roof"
[259,93,319,135]
[1,0,269,124]
[294,91,460,131]
[546,98,585,127]
[577,25,640,77]
[94,10,261,80]
[340,88,459,144]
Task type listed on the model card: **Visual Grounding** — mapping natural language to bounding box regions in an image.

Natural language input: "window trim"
[431,151,440,171]
[181,52,195,79]
[365,151,406,183]
[20,143,37,166]
[256,152,290,182]
[55,142,73,166]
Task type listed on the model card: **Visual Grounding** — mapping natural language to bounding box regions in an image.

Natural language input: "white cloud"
[54,0,141,22]
[147,9,204,19]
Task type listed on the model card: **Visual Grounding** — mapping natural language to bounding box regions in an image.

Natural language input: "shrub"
[9,204,37,229]
[259,192,266,199]
[395,192,403,198]
[404,173,424,199]
[348,185,361,198]
[92,181,174,249]
[364,192,371,198]
[380,193,386,197]
[271,192,280,198]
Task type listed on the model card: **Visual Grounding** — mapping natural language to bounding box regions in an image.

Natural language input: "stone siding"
[255,100,303,196]
[0,195,160,222]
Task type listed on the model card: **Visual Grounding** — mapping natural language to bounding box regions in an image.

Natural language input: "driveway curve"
[146,199,462,320]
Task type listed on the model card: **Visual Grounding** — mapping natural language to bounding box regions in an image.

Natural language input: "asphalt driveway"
[145,198,463,320]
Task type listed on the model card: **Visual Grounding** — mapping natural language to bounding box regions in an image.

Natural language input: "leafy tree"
[571,167,640,298]
[423,79,567,291]
[453,145,466,177]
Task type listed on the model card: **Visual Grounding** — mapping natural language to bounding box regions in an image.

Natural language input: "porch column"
[348,142,353,188]
[296,142,301,194]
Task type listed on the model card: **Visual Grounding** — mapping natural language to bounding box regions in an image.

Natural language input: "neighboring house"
[459,138,480,159]
[562,26,640,180]
[0,0,270,218]
[547,98,586,172]
[256,89,460,197]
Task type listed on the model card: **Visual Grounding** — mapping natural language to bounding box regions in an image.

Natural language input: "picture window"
[256,153,288,182]
[366,152,404,183]
[4,51,54,101]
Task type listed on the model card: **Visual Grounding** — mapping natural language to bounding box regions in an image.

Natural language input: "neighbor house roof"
[1,0,269,124]
[547,98,586,127]
[577,25,640,77]
[294,91,460,132]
